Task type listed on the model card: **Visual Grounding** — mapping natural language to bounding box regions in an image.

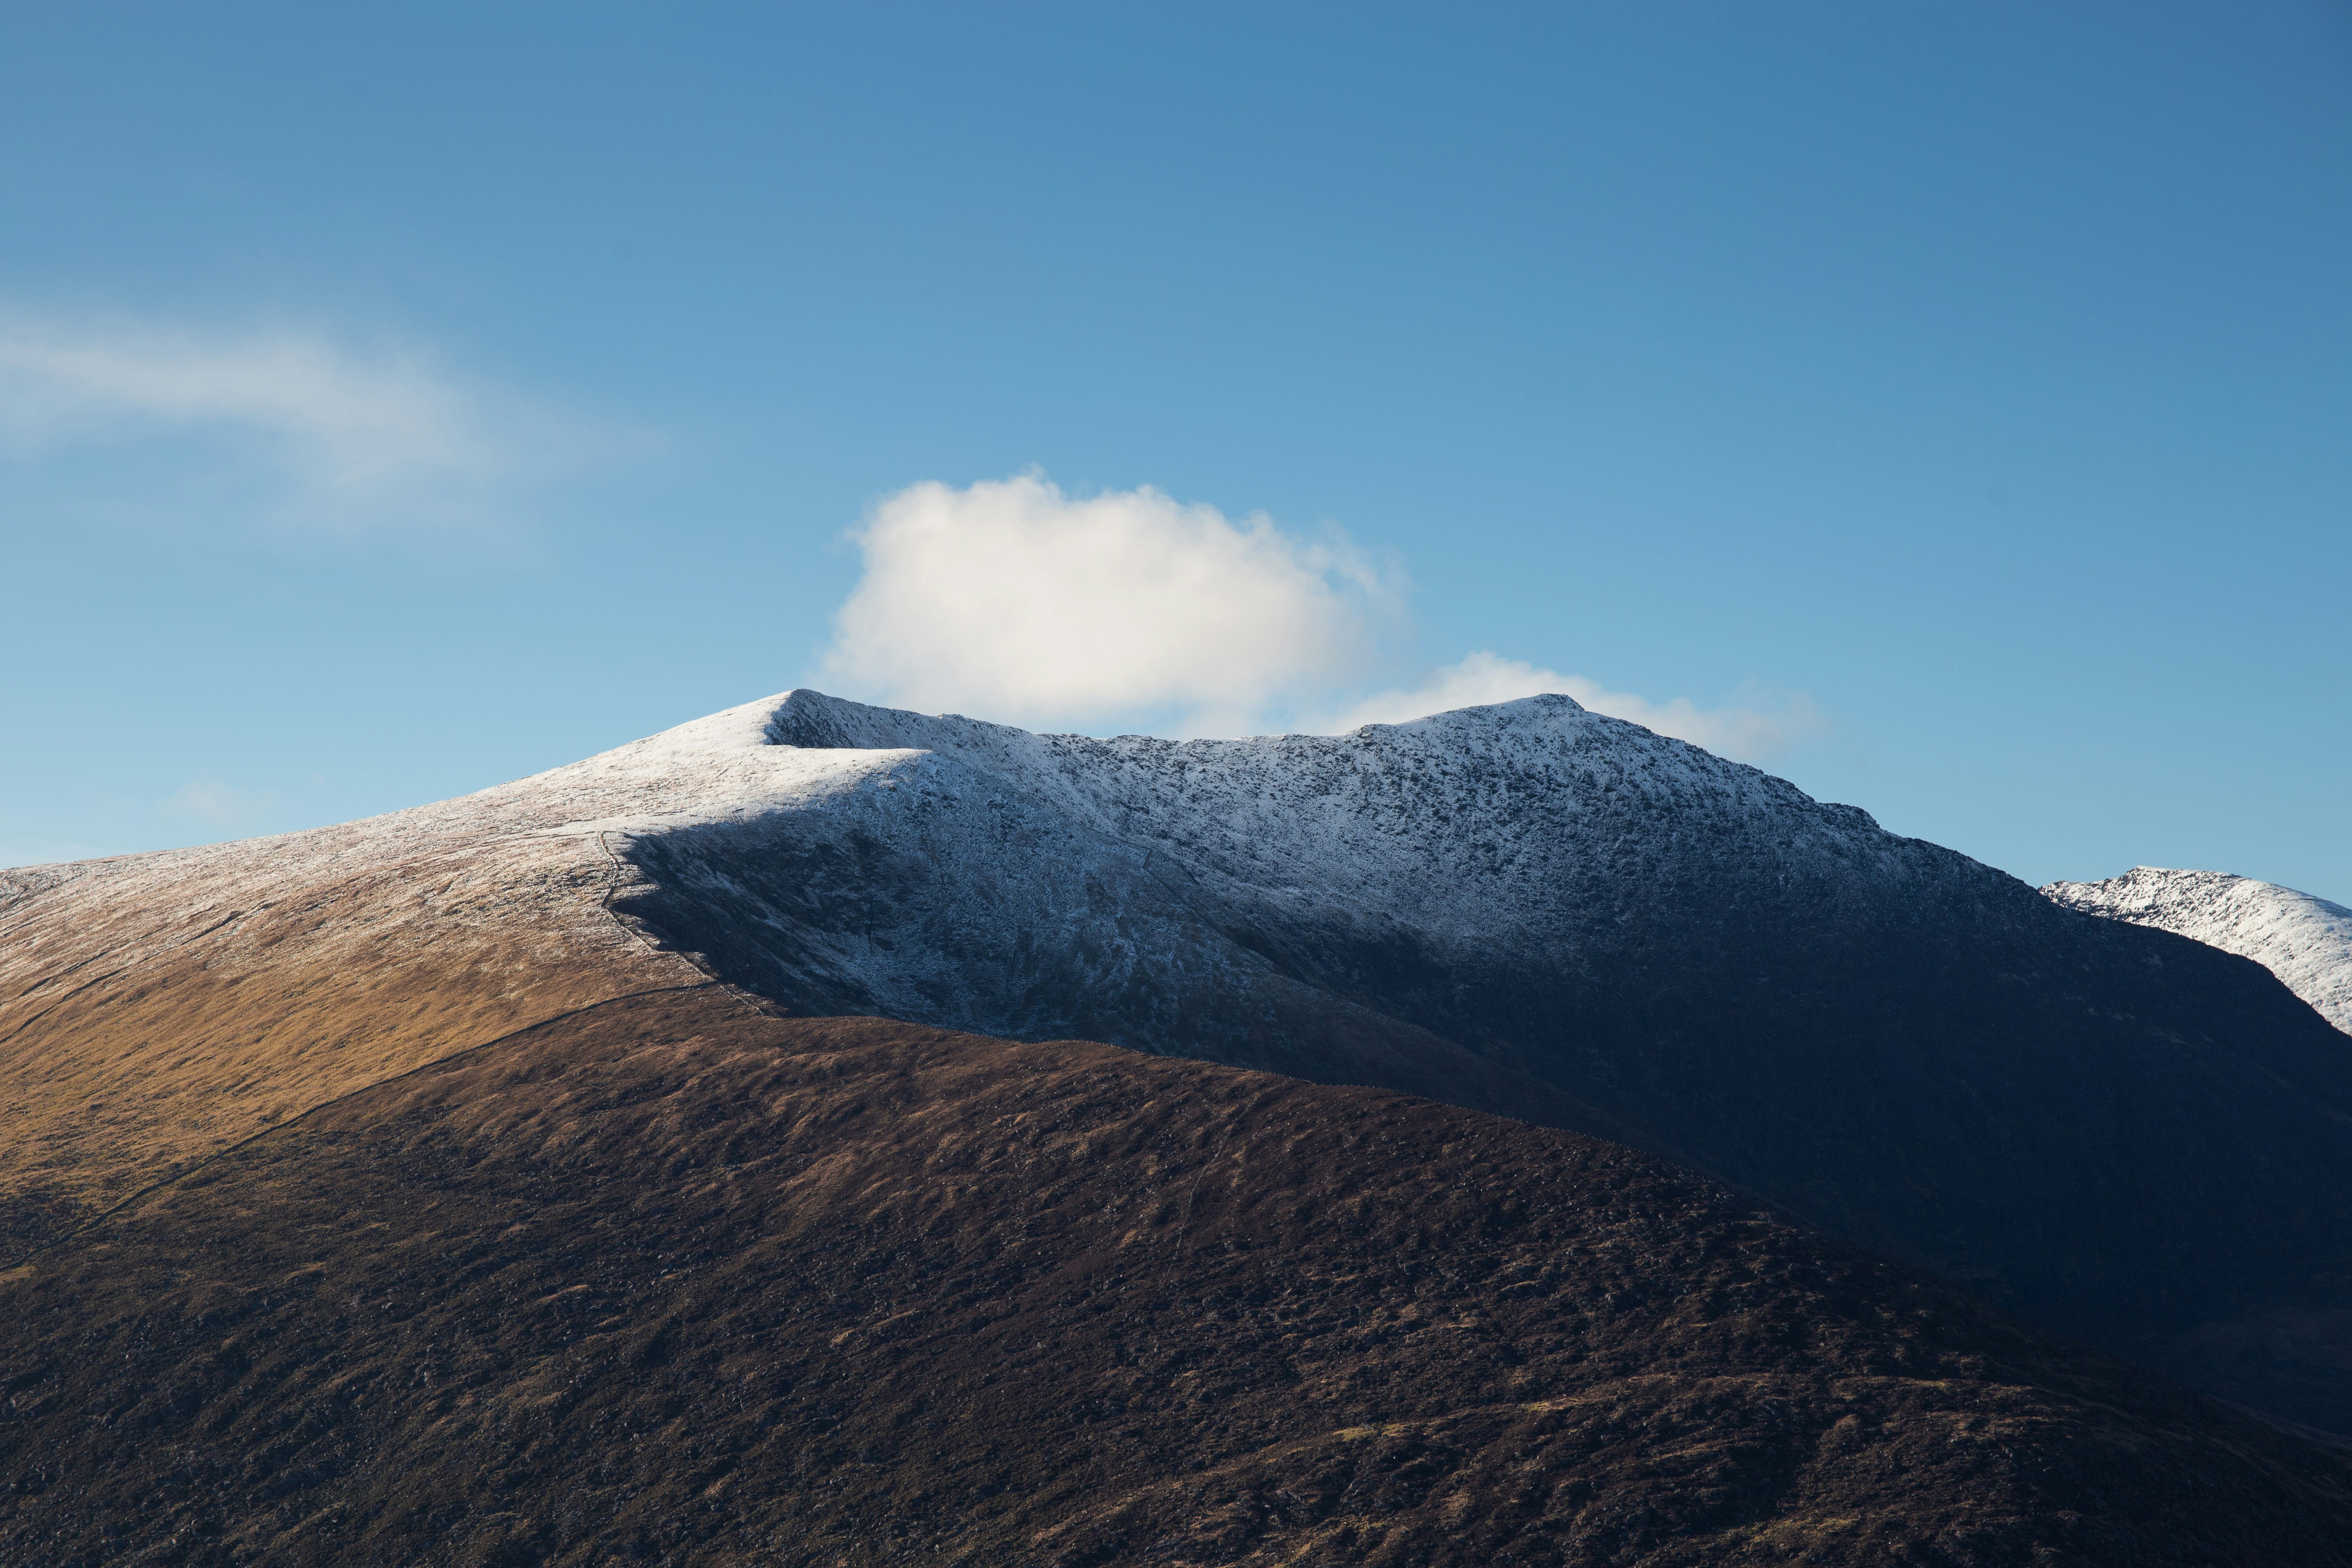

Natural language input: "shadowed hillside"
[4,987,2347,1566]
[617,692,2352,1433]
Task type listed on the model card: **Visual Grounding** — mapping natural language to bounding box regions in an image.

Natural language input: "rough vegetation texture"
[8,690,2352,1439]
[0,699,862,1247]
[0,800,685,1252]
[623,693,2352,1433]
[2045,865,2352,1034]
[5,990,2349,1568]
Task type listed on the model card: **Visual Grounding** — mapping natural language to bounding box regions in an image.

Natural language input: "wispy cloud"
[817,474,1829,764]
[0,311,617,530]
[163,772,284,829]
[820,472,1405,735]
[1311,651,1827,764]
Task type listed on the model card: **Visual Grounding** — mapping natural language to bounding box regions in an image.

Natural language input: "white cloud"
[0,312,605,528]
[819,473,1404,733]
[816,473,1829,763]
[1312,651,1827,763]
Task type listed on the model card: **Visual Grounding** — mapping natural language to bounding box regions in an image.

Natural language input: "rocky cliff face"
[2046,865,2352,1034]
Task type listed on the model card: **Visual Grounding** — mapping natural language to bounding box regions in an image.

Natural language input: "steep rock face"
[613,691,2352,1432]
[2045,866,2352,1034]
[5,992,2349,1566]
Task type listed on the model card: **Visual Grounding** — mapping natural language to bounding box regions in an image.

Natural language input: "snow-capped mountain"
[7,688,2352,1434]
[602,692,2352,1430]
[2045,866,2352,1034]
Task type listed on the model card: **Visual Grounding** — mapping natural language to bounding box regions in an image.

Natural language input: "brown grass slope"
[0,837,694,1257]
[3,988,2347,1567]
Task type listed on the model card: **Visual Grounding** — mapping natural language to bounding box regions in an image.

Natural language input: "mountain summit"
[7,689,2352,1442]
[9,687,2352,1560]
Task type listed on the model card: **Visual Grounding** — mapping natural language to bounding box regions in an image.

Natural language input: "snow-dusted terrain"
[2044,866,2352,1034]
[0,696,925,1234]
[8,687,2352,1433]
[616,690,1931,1100]
[583,695,2352,1374]
[2,685,1925,1214]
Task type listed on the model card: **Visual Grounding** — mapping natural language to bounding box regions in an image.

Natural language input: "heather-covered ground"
[5,988,2345,1566]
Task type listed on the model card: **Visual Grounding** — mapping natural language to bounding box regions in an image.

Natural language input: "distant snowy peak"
[2043,866,2352,1033]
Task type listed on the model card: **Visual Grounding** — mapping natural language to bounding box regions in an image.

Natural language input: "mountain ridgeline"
[2046,864,2352,1034]
[616,691,2352,1433]
[7,687,2352,1562]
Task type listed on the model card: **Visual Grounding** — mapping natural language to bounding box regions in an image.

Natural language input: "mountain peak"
[2045,865,2352,1033]
[8,686,2351,1441]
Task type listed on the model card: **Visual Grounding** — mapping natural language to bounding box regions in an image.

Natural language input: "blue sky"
[2,1,2347,901]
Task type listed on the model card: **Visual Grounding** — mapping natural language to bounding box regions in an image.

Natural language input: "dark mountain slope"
[614,692,2352,1432]
[4,987,2348,1566]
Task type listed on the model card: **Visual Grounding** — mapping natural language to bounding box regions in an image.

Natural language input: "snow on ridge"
[520,687,1982,1068]
[754,687,1904,929]
[9,686,1873,892]
[3,684,1917,1012]
[2043,867,2352,1033]
[477,684,1921,970]
[764,688,1880,845]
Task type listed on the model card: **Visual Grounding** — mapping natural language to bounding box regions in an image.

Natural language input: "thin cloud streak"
[0,311,625,530]
[163,773,285,829]
[0,317,487,480]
